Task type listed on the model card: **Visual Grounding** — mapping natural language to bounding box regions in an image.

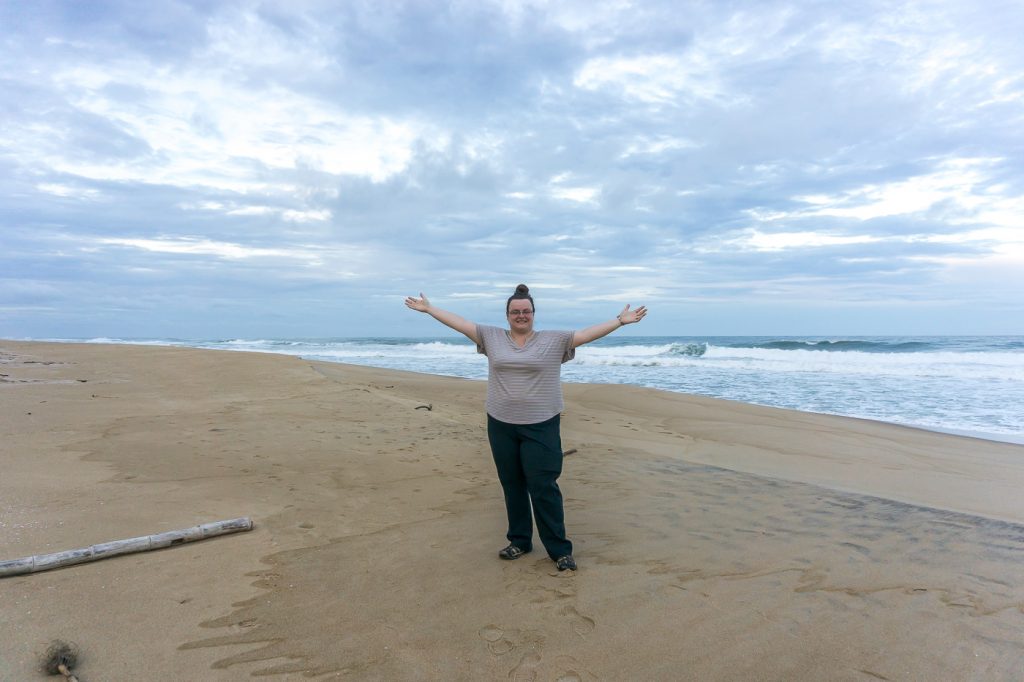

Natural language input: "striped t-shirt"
[476,324,576,424]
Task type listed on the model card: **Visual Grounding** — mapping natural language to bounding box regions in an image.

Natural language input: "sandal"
[498,544,530,560]
[555,555,577,571]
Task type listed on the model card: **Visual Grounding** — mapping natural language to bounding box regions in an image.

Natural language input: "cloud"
[1,0,1023,337]
[93,236,319,261]
[574,53,738,106]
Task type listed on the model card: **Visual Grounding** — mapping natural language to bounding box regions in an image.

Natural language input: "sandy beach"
[2,340,1023,681]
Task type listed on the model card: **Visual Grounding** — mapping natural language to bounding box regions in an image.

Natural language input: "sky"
[2,0,1023,339]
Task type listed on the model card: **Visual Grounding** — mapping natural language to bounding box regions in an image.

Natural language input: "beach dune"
[2,341,1023,680]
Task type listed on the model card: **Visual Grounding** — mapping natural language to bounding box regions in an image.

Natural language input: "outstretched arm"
[404,293,480,345]
[572,304,647,349]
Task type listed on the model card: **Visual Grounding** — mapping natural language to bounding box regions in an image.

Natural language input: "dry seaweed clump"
[42,639,81,680]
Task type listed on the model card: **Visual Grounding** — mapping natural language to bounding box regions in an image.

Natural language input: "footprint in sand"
[478,624,515,655]
[509,651,542,682]
[478,624,503,642]
[554,655,589,681]
[504,564,572,602]
[558,605,595,637]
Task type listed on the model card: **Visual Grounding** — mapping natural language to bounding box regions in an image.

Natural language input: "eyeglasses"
[508,309,534,316]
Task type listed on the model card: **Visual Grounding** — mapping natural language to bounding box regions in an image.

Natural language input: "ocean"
[58,335,1024,444]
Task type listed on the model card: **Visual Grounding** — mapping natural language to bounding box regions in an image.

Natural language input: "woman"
[405,284,647,571]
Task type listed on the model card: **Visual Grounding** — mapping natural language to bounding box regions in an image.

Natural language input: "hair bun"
[514,284,530,296]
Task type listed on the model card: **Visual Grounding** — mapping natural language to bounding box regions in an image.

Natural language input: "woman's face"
[506,298,535,334]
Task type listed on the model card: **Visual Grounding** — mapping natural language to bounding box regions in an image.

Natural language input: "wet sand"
[2,340,1023,680]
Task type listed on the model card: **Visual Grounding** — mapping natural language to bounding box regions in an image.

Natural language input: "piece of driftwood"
[0,517,253,578]
[563,448,578,456]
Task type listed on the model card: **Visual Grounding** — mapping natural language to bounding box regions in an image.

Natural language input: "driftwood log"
[0,517,253,578]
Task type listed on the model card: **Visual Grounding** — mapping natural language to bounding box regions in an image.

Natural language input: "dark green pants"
[487,413,572,559]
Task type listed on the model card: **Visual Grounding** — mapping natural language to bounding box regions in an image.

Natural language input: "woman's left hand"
[617,304,647,325]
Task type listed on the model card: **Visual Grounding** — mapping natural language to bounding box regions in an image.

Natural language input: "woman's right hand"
[403,294,479,343]
[404,292,431,313]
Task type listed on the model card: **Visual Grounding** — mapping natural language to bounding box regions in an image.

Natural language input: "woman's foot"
[498,544,531,560]
[555,555,577,571]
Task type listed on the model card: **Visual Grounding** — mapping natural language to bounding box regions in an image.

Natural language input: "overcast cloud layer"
[2,0,1023,338]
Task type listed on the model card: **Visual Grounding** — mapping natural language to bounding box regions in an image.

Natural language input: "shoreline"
[8,336,1023,447]
[914,423,1024,446]
[3,340,1024,679]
